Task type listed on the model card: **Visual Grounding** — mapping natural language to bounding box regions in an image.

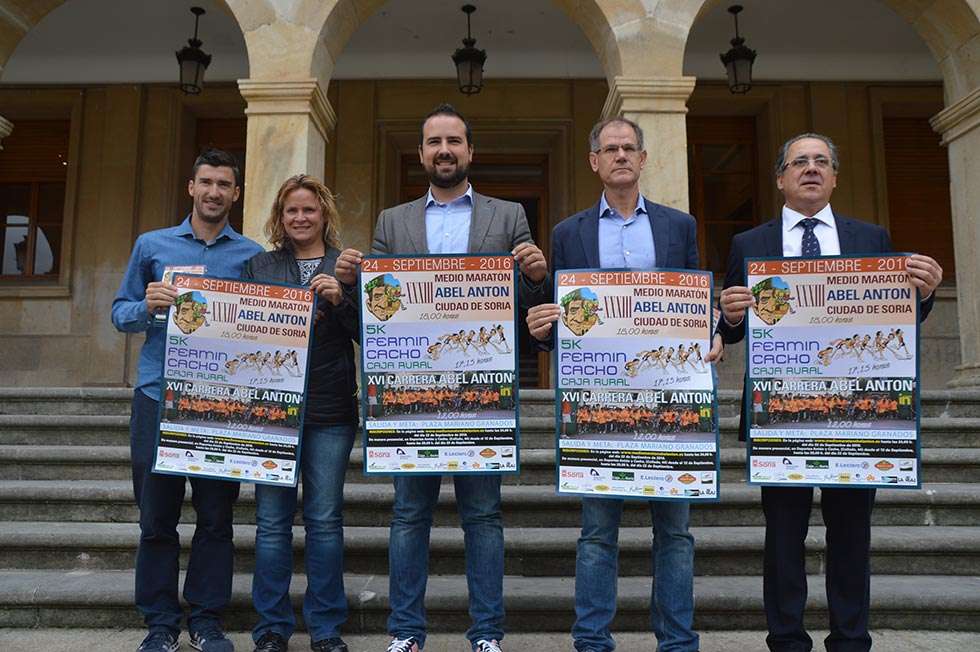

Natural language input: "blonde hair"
[264,174,342,251]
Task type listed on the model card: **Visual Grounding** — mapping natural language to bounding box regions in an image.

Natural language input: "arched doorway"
[0,0,250,386]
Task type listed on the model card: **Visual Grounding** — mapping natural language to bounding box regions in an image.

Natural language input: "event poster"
[745,255,920,488]
[360,254,519,474]
[154,274,316,486]
[555,268,719,501]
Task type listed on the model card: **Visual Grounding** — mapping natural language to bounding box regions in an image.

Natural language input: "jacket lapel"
[648,200,669,267]
[762,218,782,256]
[406,196,428,254]
[467,192,495,253]
[580,203,601,268]
[835,213,859,255]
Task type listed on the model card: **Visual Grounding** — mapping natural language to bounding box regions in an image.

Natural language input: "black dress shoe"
[254,631,288,652]
[311,638,348,652]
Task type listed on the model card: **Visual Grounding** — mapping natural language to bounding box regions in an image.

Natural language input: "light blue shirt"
[597,192,655,269]
[425,185,473,254]
[111,216,263,401]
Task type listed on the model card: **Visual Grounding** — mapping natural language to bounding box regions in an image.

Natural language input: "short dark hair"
[774,133,839,176]
[419,103,473,147]
[589,117,644,152]
[191,148,242,187]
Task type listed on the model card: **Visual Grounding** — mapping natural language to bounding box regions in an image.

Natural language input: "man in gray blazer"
[334,104,548,652]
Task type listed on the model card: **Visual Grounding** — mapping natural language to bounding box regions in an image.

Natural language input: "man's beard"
[194,197,231,224]
[426,157,470,189]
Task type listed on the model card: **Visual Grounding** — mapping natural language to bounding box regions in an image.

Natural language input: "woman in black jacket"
[243,175,358,652]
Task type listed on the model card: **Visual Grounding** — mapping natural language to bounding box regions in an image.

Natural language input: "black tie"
[800,218,821,257]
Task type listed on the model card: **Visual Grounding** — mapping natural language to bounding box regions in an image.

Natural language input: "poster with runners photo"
[155,274,316,486]
[359,254,519,475]
[554,268,719,501]
[745,254,920,488]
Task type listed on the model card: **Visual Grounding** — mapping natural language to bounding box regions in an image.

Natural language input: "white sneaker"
[385,637,420,652]
[473,640,503,652]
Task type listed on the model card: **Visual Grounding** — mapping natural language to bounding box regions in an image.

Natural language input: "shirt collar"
[175,215,242,242]
[426,184,474,208]
[782,203,835,231]
[599,192,647,219]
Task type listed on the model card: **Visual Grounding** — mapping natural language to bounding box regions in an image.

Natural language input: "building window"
[687,116,759,275]
[0,120,69,279]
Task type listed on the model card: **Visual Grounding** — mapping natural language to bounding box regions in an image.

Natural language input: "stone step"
[0,388,133,416]
[3,630,977,652]
[2,522,976,577]
[0,570,977,631]
[3,387,980,418]
[3,414,980,448]
[1,481,977,527]
[4,445,980,483]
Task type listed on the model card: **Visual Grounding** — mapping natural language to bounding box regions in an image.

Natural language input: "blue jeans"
[252,423,355,643]
[129,390,240,635]
[387,474,505,648]
[573,497,698,652]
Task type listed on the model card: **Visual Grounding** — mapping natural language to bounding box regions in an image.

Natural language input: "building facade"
[0,0,977,389]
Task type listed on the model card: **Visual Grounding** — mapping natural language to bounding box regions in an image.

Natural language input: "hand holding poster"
[360,255,519,474]
[155,274,316,486]
[555,268,719,500]
[745,255,920,488]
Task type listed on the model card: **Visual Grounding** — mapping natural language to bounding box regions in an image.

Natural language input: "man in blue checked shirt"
[112,149,263,652]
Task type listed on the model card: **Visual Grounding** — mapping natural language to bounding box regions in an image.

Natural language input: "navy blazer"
[718,213,935,440]
[552,197,699,273]
[536,197,700,351]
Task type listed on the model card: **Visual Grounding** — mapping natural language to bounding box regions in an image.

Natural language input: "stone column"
[237,79,336,246]
[931,87,980,387]
[601,76,697,211]
[0,115,13,150]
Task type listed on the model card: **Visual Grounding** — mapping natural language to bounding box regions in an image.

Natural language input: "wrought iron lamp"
[452,5,487,95]
[719,5,756,94]
[176,7,212,95]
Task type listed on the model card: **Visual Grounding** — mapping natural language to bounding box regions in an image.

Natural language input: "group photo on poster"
[554,269,719,500]
[745,255,920,487]
[155,274,315,486]
[359,254,519,474]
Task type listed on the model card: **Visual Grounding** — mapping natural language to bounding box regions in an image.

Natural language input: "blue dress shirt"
[111,216,263,401]
[425,185,473,254]
[597,192,655,269]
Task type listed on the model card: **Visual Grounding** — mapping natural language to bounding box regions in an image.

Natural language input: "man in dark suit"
[718,133,943,652]
[334,104,549,652]
[527,117,721,652]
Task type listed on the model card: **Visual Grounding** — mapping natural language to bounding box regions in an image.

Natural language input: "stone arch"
[0,1,65,76]
[0,0,242,78]
[671,0,980,104]
[225,0,643,86]
[882,0,980,104]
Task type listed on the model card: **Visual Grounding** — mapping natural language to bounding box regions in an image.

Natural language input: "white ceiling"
[1,0,940,84]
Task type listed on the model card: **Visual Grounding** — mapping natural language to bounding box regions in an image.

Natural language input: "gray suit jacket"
[370,190,549,309]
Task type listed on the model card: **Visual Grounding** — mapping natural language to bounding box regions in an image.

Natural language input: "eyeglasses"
[595,144,640,156]
[783,155,834,171]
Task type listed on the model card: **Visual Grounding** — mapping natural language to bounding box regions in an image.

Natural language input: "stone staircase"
[1,387,979,634]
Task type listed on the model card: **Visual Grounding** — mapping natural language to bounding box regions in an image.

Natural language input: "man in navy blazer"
[718,133,943,652]
[528,117,721,652]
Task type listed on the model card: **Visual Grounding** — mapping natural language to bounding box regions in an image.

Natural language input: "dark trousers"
[762,486,875,652]
[130,390,240,634]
